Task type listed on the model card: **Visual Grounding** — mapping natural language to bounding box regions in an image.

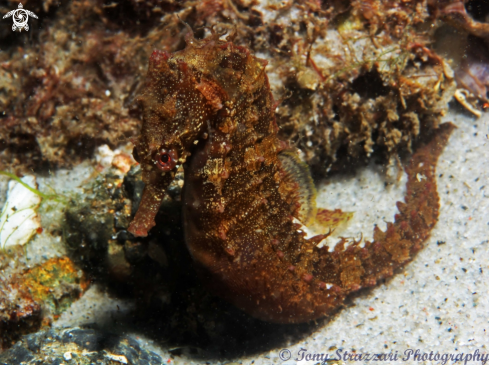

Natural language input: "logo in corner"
[3,3,38,32]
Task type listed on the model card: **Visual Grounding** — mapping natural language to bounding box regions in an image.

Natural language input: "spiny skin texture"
[128,28,454,323]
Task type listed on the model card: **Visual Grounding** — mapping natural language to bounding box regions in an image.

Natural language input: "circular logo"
[12,9,29,30]
[279,349,291,361]
[3,3,38,32]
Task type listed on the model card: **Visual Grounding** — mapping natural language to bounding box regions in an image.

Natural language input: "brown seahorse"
[128,27,454,324]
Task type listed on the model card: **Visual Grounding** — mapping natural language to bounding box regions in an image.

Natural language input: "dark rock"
[0,327,164,365]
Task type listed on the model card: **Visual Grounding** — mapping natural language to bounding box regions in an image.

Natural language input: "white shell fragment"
[0,175,42,249]
[104,353,128,364]
[95,144,116,168]
[95,144,136,173]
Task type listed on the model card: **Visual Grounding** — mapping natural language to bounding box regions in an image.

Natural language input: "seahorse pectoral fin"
[278,150,354,241]
[277,151,317,225]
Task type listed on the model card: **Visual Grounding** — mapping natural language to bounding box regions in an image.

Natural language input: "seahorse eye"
[155,148,178,171]
[160,153,169,164]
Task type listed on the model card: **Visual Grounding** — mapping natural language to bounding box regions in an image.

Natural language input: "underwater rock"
[128,27,455,323]
[267,0,456,173]
[435,0,489,102]
[64,172,132,280]
[0,0,457,176]
[0,271,41,351]
[0,1,186,174]
[62,165,185,286]
[0,255,88,350]
[436,0,489,39]
[453,34,489,102]
[0,327,164,365]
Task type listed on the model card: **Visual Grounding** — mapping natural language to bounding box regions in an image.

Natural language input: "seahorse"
[128,26,454,323]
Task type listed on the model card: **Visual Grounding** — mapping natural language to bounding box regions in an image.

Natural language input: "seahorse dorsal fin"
[278,151,317,226]
[279,151,354,236]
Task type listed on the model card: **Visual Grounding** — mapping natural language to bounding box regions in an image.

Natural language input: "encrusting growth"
[128,25,454,323]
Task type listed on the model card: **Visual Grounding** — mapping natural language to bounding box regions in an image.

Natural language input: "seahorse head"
[133,26,242,183]
[129,25,256,237]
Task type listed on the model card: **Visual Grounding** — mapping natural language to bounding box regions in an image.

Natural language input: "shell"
[0,176,41,250]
